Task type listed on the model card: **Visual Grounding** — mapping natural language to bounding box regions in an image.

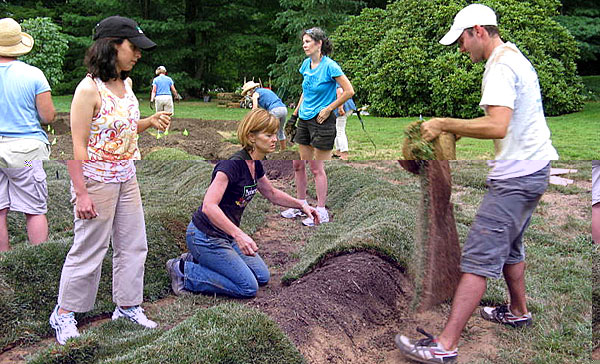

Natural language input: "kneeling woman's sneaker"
[480,304,532,328]
[395,328,457,364]
[49,305,80,345]
[112,306,157,328]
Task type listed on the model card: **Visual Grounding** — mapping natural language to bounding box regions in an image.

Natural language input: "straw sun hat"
[241,81,260,96]
[0,18,34,57]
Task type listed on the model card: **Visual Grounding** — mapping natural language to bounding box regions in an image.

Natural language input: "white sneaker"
[112,306,158,329]
[302,208,329,226]
[281,208,305,219]
[49,305,80,345]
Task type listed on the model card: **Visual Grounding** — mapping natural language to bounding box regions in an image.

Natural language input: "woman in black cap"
[49,16,169,346]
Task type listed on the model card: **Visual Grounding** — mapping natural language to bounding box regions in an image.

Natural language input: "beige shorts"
[155,95,174,114]
[0,136,50,168]
[0,160,48,215]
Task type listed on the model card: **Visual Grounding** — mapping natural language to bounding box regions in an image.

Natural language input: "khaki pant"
[155,95,173,114]
[58,176,148,312]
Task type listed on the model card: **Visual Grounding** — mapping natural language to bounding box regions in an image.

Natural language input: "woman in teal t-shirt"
[290,27,354,160]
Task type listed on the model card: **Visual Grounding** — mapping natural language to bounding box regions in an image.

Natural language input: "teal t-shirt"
[298,56,343,120]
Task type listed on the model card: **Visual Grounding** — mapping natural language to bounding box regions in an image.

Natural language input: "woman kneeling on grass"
[49,16,170,346]
[166,109,319,297]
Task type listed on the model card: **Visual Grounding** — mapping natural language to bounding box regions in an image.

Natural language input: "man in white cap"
[150,65,181,115]
[395,5,557,363]
[0,18,56,167]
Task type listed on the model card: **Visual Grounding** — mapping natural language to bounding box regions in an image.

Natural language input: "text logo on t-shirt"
[236,183,257,208]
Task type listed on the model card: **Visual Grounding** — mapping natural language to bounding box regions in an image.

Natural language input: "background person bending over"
[0,161,48,252]
[150,65,181,115]
[0,18,55,167]
[166,156,319,297]
[241,81,288,151]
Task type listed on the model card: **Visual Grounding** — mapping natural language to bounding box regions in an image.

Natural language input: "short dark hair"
[84,37,130,82]
[465,25,500,38]
[301,27,333,56]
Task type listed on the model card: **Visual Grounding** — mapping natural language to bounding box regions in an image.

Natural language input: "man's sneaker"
[49,305,80,345]
[480,304,532,328]
[112,306,158,329]
[166,257,189,296]
[281,208,305,219]
[302,208,329,226]
[395,327,457,364]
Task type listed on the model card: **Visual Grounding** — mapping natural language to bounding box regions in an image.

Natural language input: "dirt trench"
[49,113,300,160]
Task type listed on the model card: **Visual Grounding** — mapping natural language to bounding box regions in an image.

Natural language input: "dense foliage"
[556,0,600,76]
[1,0,595,106]
[19,17,69,87]
[333,0,585,117]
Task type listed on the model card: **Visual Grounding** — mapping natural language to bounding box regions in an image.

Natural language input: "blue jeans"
[183,222,270,298]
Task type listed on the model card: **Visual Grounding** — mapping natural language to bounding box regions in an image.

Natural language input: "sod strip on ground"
[28,303,304,364]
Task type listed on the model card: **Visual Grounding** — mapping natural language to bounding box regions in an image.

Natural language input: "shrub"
[20,17,69,88]
[333,0,584,117]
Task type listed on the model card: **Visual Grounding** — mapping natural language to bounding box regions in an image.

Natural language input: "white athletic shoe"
[302,208,329,226]
[112,306,158,329]
[49,305,80,345]
[281,208,305,219]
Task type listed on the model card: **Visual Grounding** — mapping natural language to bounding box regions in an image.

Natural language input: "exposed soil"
[49,112,299,160]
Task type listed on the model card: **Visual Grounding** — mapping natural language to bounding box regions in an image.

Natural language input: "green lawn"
[51,95,599,160]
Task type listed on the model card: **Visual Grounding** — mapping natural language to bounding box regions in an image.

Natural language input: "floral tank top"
[82,75,140,183]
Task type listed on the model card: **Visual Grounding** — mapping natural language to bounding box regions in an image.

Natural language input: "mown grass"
[1,160,591,363]
[51,95,600,160]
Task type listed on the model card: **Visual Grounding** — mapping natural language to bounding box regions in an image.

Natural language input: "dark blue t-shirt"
[192,160,265,239]
[256,88,285,111]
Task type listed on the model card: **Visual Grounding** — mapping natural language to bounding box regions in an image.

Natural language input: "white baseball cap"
[439,4,497,46]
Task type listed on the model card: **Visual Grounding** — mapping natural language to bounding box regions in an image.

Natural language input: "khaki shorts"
[0,160,48,215]
[0,136,50,168]
[155,95,174,114]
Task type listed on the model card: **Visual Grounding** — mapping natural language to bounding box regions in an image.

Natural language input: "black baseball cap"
[93,16,156,50]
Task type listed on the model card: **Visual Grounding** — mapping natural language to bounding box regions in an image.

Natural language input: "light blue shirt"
[255,88,285,111]
[152,74,174,96]
[298,56,343,120]
[333,84,356,117]
[0,61,50,143]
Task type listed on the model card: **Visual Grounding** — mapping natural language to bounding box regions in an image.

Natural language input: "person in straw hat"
[395,5,557,364]
[150,65,181,115]
[0,18,56,168]
[241,81,288,151]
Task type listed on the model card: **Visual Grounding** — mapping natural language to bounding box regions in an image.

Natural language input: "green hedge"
[333,0,584,117]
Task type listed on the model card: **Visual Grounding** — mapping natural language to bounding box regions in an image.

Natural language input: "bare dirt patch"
[49,113,299,160]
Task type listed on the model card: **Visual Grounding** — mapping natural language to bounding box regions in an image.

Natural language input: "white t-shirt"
[593,160,600,205]
[480,43,558,175]
[487,160,549,180]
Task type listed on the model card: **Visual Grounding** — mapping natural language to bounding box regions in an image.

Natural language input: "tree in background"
[2,0,282,97]
[556,0,600,76]
[269,0,367,103]
[18,17,69,87]
[334,0,584,117]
